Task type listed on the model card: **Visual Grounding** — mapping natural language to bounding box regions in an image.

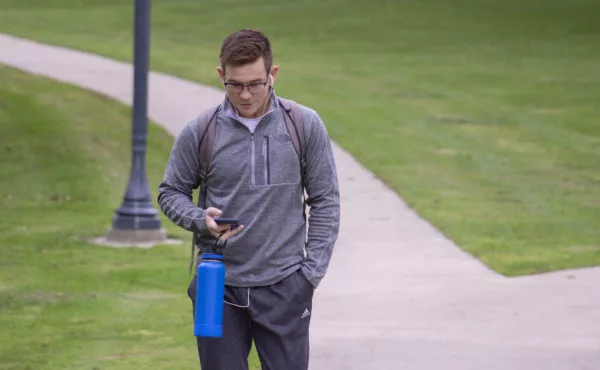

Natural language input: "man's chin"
[237,104,258,118]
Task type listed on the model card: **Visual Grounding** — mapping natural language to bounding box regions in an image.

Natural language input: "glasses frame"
[223,73,270,94]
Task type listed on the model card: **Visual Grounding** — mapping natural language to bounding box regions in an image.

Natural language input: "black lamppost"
[107,0,165,243]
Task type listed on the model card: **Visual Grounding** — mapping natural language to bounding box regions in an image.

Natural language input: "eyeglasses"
[223,74,270,94]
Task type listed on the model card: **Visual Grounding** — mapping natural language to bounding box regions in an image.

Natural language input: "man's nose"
[240,88,252,100]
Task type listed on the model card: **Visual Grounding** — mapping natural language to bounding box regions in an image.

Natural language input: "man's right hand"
[205,207,244,241]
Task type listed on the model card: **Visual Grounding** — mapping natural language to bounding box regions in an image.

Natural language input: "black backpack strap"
[198,107,220,202]
[189,105,219,274]
[278,98,307,218]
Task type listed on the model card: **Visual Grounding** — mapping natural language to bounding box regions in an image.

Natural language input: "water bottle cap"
[201,253,223,260]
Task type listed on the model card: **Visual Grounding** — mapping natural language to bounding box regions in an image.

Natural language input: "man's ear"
[270,65,279,86]
[217,66,225,84]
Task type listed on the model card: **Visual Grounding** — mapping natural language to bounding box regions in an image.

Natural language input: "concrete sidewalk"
[1,34,598,369]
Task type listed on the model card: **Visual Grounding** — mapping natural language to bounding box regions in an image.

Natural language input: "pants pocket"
[295,269,314,299]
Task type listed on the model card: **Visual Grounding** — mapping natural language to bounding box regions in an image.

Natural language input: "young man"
[158,29,340,369]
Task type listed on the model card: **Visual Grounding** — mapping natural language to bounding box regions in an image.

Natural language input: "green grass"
[0,66,260,369]
[0,1,599,273]
[0,2,598,368]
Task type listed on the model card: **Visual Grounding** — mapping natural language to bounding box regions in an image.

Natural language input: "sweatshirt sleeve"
[301,112,341,288]
[157,120,210,235]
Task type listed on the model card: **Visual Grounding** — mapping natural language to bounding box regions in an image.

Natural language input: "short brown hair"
[220,29,272,73]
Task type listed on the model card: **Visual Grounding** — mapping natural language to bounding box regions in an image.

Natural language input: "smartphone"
[214,218,240,229]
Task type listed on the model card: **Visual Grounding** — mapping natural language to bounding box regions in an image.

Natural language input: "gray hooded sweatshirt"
[157,93,340,288]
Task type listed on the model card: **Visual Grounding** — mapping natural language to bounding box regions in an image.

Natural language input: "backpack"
[189,98,307,273]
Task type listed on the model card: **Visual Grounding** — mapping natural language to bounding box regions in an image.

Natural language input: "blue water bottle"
[194,253,225,337]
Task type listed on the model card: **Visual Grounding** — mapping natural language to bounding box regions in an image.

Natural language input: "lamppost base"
[91,227,182,249]
[105,227,167,244]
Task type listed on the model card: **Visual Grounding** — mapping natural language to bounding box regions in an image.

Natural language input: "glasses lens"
[227,83,242,93]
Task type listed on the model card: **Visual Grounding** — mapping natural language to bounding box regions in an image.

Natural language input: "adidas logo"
[301,308,311,319]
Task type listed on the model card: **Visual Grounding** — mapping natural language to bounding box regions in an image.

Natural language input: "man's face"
[218,57,278,119]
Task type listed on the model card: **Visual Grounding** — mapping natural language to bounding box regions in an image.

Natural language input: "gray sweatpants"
[187,268,314,370]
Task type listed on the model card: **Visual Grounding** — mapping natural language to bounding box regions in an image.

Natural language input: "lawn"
[0,65,261,369]
[1,1,599,368]
[0,1,598,275]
